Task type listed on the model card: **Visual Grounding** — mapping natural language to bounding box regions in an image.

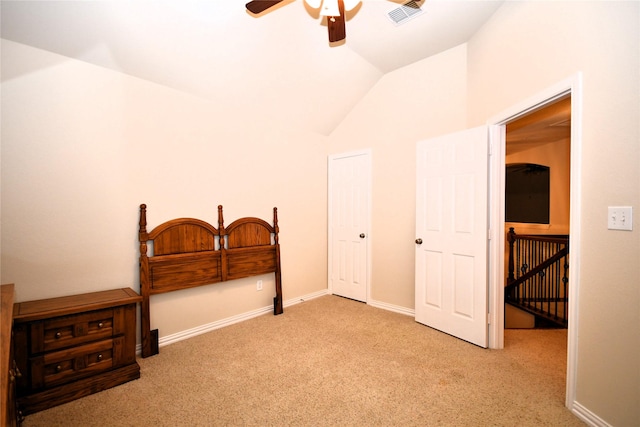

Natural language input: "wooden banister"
[506,228,570,327]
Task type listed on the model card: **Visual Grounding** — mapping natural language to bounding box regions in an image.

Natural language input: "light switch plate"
[608,206,633,231]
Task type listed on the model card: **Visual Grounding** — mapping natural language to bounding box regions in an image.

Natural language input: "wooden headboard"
[138,204,283,358]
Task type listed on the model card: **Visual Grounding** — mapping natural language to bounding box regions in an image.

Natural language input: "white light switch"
[608,206,633,231]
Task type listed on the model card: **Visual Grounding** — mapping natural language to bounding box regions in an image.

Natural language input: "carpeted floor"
[22,295,584,426]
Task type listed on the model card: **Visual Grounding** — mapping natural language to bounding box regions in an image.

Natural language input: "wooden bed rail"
[138,204,283,358]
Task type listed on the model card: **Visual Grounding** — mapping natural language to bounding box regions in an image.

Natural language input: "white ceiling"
[1,0,504,135]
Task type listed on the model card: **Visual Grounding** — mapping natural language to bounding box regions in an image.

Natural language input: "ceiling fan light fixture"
[319,0,340,17]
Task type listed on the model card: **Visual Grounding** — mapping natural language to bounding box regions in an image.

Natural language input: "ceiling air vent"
[388,1,424,26]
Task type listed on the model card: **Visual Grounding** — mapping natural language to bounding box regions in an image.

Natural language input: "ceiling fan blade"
[246,0,285,14]
[327,0,346,42]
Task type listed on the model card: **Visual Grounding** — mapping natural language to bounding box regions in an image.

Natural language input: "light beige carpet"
[22,295,584,426]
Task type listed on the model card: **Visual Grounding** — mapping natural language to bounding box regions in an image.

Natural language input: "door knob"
[359,233,366,238]
[415,238,423,244]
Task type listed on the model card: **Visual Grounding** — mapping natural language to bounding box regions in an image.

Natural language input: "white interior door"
[415,127,489,348]
[329,150,370,302]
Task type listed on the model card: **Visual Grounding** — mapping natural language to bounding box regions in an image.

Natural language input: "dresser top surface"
[13,288,141,322]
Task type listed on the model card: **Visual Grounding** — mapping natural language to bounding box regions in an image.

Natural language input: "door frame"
[327,149,372,302]
[486,73,583,409]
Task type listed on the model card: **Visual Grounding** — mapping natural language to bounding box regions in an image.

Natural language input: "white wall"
[328,44,468,309]
[1,40,329,337]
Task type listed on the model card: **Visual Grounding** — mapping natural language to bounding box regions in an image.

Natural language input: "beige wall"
[330,2,639,424]
[2,1,638,424]
[328,44,468,309]
[506,137,571,235]
[1,40,329,337]
[505,137,571,280]
[467,2,639,425]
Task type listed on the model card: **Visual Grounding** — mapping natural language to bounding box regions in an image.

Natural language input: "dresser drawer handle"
[13,361,22,378]
[97,354,103,362]
[55,331,62,339]
[56,365,62,373]
[98,322,104,329]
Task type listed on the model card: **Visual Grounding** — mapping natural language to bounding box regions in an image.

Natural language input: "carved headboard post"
[273,207,283,315]
[138,204,154,358]
[273,207,279,244]
[138,204,148,241]
[218,205,228,282]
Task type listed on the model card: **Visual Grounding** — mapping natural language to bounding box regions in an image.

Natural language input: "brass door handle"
[359,233,366,238]
[415,238,423,244]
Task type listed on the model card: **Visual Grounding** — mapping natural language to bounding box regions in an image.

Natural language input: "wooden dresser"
[12,288,142,416]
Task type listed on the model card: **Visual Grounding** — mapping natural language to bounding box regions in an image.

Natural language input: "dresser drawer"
[28,337,124,389]
[40,309,114,353]
[27,306,132,354]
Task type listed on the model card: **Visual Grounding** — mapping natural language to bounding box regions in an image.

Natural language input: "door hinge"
[487,228,492,240]
[487,313,491,325]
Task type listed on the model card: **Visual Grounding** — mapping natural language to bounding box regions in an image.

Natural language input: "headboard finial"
[139,204,148,258]
[218,205,225,249]
[217,205,224,229]
[139,204,148,236]
[273,207,279,242]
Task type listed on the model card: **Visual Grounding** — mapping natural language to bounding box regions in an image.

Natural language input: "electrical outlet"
[608,206,633,231]
[256,280,263,291]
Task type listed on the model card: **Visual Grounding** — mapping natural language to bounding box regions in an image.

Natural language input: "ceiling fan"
[245,0,362,43]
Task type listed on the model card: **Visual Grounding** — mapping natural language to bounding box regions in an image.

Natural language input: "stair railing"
[506,227,569,327]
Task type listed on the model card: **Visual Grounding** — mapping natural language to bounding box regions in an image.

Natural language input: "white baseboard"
[571,400,612,427]
[137,289,330,354]
[284,289,330,306]
[367,298,415,317]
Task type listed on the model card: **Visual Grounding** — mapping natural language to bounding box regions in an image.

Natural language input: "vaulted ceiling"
[1,1,504,135]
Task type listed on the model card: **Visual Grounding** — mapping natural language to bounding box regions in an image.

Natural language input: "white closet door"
[329,151,371,302]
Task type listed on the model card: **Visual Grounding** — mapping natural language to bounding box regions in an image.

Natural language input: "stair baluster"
[505,228,569,328]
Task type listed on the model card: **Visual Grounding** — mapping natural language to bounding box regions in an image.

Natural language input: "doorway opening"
[503,96,571,406]
[488,73,582,409]
[504,95,571,329]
